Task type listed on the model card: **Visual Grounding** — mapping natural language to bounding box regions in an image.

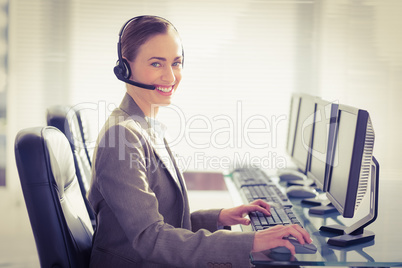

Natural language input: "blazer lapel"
[163,138,189,228]
[148,134,188,227]
[146,125,184,194]
[163,138,187,193]
[119,93,185,193]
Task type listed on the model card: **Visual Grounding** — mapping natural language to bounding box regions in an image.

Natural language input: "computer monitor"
[279,94,317,182]
[278,93,317,182]
[307,99,338,192]
[285,93,301,156]
[320,104,379,247]
[301,99,339,212]
[327,105,374,217]
[291,94,317,173]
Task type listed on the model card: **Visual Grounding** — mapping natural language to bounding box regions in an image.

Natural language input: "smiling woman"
[113,16,184,115]
[87,15,312,268]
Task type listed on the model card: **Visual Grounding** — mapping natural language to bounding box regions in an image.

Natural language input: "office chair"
[47,105,93,171]
[15,126,94,268]
[74,106,94,166]
[46,105,96,226]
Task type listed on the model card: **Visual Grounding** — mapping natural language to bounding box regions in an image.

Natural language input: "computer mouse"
[286,185,317,198]
[271,237,317,254]
[277,169,307,181]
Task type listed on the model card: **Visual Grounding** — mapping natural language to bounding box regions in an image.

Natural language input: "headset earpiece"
[113,61,123,79]
[121,59,131,79]
[114,59,131,80]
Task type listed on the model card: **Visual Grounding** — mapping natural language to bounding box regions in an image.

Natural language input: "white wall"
[311,0,402,180]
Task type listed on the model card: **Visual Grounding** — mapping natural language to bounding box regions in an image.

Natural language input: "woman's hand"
[252,224,313,254]
[218,199,271,226]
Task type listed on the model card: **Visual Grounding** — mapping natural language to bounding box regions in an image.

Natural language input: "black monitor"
[291,94,317,173]
[320,104,379,247]
[307,99,338,192]
[301,99,338,213]
[285,93,301,157]
[279,94,317,182]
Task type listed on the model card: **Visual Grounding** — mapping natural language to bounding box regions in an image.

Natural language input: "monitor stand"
[287,178,315,187]
[302,192,328,206]
[302,193,338,215]
[309,204,338,215]
[319,156,379,247]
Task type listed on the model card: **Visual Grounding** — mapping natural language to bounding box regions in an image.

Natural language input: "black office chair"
[46,105,96,226]
[75,107,95,167]
[49,105,94,166]
[15,126,94,268]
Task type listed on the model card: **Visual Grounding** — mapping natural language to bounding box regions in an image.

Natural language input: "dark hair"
[121,15,179,62]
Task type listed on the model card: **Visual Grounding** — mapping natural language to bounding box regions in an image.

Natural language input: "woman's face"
[127,27,183,115]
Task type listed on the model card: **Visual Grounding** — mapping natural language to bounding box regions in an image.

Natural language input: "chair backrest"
[74,107,95,167]
[46,105,92,192]
[15,126,94,268]
[46,105,96,226]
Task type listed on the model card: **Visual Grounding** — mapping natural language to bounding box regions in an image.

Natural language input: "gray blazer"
[88,93,255,268]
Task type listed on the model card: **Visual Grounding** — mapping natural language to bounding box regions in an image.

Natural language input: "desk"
[225,177,402,267]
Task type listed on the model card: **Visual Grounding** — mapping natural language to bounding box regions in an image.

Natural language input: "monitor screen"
[307,100,338,191]
[292,95,316,173]
[326,105,374,218]
[286,94,301,156]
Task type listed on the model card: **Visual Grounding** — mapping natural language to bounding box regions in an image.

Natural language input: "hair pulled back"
[121,15,178,62]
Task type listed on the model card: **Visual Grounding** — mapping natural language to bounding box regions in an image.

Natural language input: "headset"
[113,16,183,90]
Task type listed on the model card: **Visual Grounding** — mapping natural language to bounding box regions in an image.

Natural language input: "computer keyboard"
[231,167,292,207]
[241,185,293,207]
[232,167,271,188]
[231,167,303,232]
[249,207,302,231]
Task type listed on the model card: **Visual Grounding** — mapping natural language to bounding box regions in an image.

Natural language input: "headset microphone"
[113,16,156,90]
